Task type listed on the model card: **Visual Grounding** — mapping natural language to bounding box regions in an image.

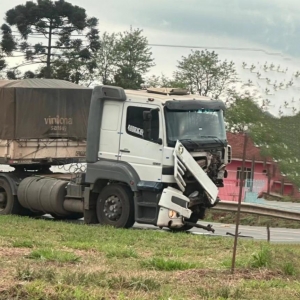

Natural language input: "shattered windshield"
[165,108,226,146]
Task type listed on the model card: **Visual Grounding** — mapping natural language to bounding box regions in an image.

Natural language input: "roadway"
[134,221,300,243]
[42,214,294,243]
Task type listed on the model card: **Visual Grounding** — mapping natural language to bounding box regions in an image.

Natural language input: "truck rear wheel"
[0,178,23,215]
[96,184,135,228]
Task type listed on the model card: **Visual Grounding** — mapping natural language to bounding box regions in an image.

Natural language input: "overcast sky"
[1,0,300,116]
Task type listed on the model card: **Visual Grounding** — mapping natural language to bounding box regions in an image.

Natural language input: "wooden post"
[250,155,255,192]
[231,133,248,274]
[281,178,284,196]
[267,165,271,194]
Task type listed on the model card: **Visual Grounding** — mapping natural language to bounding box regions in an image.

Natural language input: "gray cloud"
[2,0,299,57]
[95,0,300,57]
[2,0,300,60]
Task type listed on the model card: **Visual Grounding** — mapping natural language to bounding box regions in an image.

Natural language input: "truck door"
[98,100,124,161]
[119,103,163,182]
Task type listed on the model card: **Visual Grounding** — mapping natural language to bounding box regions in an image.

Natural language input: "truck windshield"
[165,108,226,146]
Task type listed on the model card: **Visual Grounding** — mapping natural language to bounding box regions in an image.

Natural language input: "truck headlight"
[168,210,178,218]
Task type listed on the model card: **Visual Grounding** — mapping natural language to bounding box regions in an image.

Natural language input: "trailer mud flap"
[173,141,219,205]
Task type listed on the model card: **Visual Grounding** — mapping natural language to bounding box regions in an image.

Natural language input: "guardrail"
[212,201,300,221]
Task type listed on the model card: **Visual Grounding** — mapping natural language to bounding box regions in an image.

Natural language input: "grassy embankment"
[1,215,300,299]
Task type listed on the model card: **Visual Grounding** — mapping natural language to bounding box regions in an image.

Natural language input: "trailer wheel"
[0,178,23,215]
[96,184,135,228]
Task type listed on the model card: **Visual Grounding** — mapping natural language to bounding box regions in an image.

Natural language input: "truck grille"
[174,152,187,192]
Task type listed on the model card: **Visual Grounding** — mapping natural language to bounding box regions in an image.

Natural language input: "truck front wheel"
[96,184,135,228]
[170,213,199,232]
[0,178,23,215]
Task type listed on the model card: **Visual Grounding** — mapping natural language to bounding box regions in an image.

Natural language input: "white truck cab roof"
[124,88,211,105]
[123,88,226,112]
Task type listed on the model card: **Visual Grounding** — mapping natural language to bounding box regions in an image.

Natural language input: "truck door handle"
[120,149,130,153]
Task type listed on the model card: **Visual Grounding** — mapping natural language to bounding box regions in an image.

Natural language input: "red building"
[220,132,300,202]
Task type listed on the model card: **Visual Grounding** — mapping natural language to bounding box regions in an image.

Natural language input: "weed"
[62,271,107,287]
[197,285,244,300]
[16,265,57,282]
[26,248,80,263]
[215,286,231,299]
[283,262,296,275]
[16,265,35,281]
[221,257,246,269]
[127,277,161,291]
[54,284,99,300]
[141,257,196,271]
[249,245,272,268]
[197,286,211,298]
[107,276,160,292]
[12,240,34,248]
[24,280,46,299]
[104,246,138,259]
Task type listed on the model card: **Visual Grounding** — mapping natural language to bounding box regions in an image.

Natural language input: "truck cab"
[84,86,231,231]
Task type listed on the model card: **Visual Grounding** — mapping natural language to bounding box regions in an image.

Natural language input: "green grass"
[26,248,80,263]
[12,240,34,248]
[282,262,297,275]
[141,257,197,271]
[1,215,300,299]
[249,245,272,268]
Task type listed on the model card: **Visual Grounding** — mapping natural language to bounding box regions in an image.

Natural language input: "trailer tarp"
[0,79,92,139]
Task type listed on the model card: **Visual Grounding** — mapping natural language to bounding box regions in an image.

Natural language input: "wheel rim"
[103,195,122,222]
[0,191,7,211]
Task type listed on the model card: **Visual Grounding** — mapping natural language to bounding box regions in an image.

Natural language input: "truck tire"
[96,184,135,228]
[170,213,199,232]
[0,178,23,215]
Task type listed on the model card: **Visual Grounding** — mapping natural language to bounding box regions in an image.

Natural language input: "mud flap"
[156,187,192,228]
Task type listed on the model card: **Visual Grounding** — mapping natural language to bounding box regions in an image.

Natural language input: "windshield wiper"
[200,136,225,147]
[179,139,199,148]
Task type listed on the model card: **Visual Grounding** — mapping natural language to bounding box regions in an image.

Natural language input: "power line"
[6,31,291,57]
[5,30,291,58]
[148,43,292,59]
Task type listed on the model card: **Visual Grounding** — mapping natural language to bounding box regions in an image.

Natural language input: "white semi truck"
[0,80,231,232]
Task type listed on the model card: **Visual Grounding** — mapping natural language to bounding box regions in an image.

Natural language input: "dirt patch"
[0,247,31,258]
[0,267,17,295]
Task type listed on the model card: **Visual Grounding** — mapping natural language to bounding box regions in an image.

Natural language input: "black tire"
[170,213,199,232]
[0,178,23,215]
[96,184,135,228]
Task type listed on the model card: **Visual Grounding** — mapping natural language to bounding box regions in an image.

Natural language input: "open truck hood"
[173,141,219,204]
